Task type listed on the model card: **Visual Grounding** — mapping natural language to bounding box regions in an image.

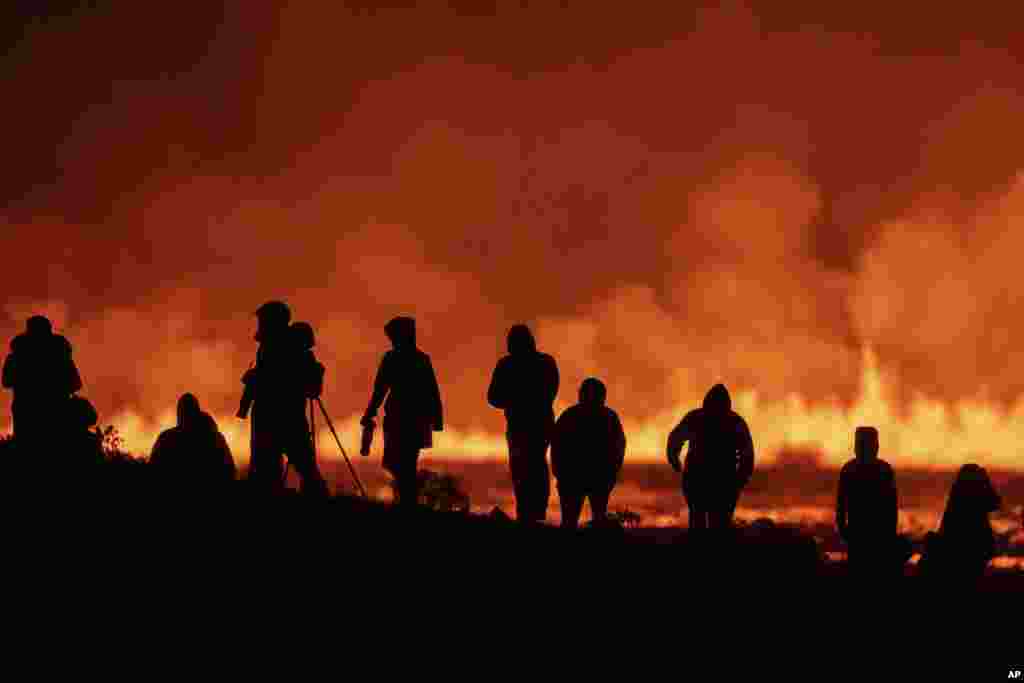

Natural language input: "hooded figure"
[238,302,328,497]
[666,384,754,531]
[551,378,626,529]
[362,317,443,507]
[487,324,560,522]
[835,427,904,576]
[60,395,104,476]
[151,393,236,487]
[2,316,82,452]
[919,464,1001,583]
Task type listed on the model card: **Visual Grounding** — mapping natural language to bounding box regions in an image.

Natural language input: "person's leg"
[589,487,610,525]
[683,477,706,531]
[396,448,420,508]
[509,430,552,523]
[507,433,536,521]
[286,424,329,498]
[559,487,584,529]
[247,428,285,495]
[529,436,551,522]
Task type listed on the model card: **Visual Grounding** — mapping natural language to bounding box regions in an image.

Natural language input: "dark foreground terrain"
[10,455,1020,607]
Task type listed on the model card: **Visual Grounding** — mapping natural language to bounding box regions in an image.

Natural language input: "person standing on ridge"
[666,384,754,531]
[551,378,626,529]
[361,316,443,508]
[237,301,328,497]
[2,315,82,455]
[487,324,560,523]
[835,426,902,576]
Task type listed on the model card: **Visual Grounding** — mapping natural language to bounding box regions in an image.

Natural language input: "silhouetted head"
[67,396,98,429]
[507,324,536,355]
[177,393,202,428]
[949,464,998,507]
[26,316,53,337]
[385,317,416,349]
[291,321,315,350]
[854,426,879,460]
[702,384,731,413]
[254,300,291,342]
[579,377,607,406]
[941,463,1001,532]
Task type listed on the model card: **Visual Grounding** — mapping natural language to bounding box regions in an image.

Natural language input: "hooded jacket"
[666,384,755,489]
[3,331,82,400]
[365,317,443,443]
[487,326,560,433]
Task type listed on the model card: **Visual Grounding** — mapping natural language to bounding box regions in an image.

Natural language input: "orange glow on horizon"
[55,347,1022,471]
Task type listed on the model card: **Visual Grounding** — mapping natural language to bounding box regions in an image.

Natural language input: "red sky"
[3,2,1024,467]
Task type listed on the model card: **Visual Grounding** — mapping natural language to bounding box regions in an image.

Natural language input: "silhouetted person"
[362,317,443,508]
[238,301,328,497]
[487,325,559,523]
[2,316,82,453]
[151,393,235,487]
[919,464,1001,584]
[61,395,104,474]
[238,322,323,421]
[666,384,754,531]
[835,427,900,575]
[551,378,626,530]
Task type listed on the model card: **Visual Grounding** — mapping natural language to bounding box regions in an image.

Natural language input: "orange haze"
[1,4,1024,471]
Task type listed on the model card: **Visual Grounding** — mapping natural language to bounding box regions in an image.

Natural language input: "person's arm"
[886,467,899,536]
[611,410,626,474]
[550,413,565,481]
[666,414,692,472]
[736,417,755,487]
[217,432,237,481]
[1,353,15,389]
[486,359,507,410]
[363,355,390,424]
[426,356,443,431]
[66,356,83,395]
[546,355,560,406]
[150,433,168,467]
[836,468,848,541]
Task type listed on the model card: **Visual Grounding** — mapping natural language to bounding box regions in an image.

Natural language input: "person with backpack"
[237,301,328,497]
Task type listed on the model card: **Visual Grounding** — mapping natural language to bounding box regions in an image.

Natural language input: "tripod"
[309,397,368,498]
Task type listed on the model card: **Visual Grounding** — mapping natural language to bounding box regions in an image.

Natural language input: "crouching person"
[151,393,236,490]
[551,378,626,529]
[63,395,104,474]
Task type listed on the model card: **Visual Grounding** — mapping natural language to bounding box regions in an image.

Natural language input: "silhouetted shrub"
[390,469,470,513]
[607,508,643,528]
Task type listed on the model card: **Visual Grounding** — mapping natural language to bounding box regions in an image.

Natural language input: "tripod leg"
[316,398,368,498]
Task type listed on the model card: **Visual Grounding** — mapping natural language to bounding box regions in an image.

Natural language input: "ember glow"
[3,4,1024,474]
[78,347,1024,469]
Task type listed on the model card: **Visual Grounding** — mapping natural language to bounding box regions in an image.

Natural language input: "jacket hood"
[507,324,537,355]
[177,393,202,428]
[385,317,417,348]
[702,384,731,412]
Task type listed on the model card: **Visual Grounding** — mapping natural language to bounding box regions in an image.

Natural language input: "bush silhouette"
[390,469,470,513]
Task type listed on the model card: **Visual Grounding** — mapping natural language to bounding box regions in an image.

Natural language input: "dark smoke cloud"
[3,2,1024,449]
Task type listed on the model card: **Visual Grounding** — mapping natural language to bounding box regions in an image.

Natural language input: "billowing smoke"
[3,3,1024,466]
